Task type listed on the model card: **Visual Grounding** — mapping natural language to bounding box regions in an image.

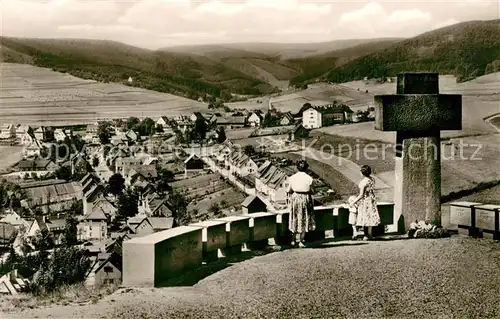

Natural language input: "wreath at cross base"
[407,220,452,239]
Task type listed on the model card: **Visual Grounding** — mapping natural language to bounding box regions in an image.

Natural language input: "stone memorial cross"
[374,73,462,230]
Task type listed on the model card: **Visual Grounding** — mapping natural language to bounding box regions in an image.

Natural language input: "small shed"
[241,195,268,215]
[183,154,205,177]
[289,124,310,141]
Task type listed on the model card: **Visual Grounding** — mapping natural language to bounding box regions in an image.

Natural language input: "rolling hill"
[0,37,278,101]
[161,38,404,59]
[0,37,402,101]
[324,19,500,85]
[1,19,497,101]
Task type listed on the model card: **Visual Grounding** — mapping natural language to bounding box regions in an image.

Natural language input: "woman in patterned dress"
[352,165,381,241]
[286,160,315,248]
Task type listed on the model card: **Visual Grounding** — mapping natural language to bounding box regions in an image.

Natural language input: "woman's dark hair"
[360,165,372,177]
[296,160,309,172]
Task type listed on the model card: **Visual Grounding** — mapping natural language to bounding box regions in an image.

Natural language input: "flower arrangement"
[408,220,451,238]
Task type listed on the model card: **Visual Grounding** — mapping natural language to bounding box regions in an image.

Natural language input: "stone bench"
[448,202,500,240]
[448,201,483,236]
[475,204,500,240]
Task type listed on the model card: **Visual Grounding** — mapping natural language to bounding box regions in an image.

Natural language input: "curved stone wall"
[123,203,395,287]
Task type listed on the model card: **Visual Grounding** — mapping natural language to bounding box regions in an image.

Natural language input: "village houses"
[213,115,247,129]
[16,159,59,175]
[0,124,16,139]
[279,112,295,126]
[22,182,84,215]
[300,101,354,129]
[53,128,68,142]
[255,161,290,205]
[26,216,66,245]
[184,154,206,177]
[33,127,49,141]
[140,195,173,218]
[247,112,263,127]
[0,270,30,295]
[22,138,44,158]
[225,150,258,177]
[85,252,122,289]
[241,195,267,214]
[78,208,108,242]
[15,124,30,138]
[156,116,169,127]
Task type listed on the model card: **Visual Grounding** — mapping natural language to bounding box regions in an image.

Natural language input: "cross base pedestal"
[395,135,441,231]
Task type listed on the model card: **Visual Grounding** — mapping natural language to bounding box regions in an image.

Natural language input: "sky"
[1,0,498,49]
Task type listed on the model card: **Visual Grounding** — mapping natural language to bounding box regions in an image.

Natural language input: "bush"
[28,247,92,295]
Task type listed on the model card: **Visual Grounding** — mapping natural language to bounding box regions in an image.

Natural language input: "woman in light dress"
[352,165,381,241]
[286,160,316,248]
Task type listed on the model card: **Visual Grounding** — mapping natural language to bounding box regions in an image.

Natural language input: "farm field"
[224,128,256,140]
[188,187,247,216]
[0,63,208,126]
[0,145,23,173]
[170,173,247,215]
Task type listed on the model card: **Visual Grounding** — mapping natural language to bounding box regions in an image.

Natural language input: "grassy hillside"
[325,19,500,84]
[0,37,277,101]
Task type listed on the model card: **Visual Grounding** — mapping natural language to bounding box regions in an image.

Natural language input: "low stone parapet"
[123,226,203,287]
[214,215,251,253]
[190,220,228,261]
[122,202,395,287]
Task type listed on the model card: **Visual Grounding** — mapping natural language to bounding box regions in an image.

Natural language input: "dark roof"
[18,179,67,189]
[33,216,48,232]
[216,116,247,125]
[45,218,66,230]
[241,195,265,208]
[191,112,205,121]
[17,159,55,169]
[293,123,309,133]
[149,198,172,216]
[95,252,122,273]
[318,105,353,114]
[149,217,174,230]
[84,184,105,201]
[24,182,83,207]
[129,164,158,179]
[0,223,17,242]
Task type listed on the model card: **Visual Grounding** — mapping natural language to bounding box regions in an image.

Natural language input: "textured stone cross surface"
[374,73,462,230]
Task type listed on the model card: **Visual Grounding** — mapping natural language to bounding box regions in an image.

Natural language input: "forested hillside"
[325,20,500,84]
